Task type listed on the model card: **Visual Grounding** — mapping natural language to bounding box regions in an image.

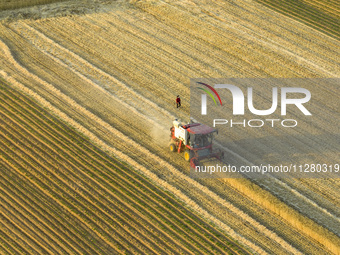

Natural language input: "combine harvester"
[169,119,224,168]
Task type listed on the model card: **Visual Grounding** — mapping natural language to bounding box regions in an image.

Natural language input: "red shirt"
[176,97,181,103]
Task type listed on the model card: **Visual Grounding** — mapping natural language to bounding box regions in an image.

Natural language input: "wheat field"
[0,0,339,254]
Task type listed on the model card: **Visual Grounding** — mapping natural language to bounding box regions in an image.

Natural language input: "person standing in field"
[176,95,181,108]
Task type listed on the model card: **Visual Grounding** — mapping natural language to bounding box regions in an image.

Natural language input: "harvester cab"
[169,120,224,168]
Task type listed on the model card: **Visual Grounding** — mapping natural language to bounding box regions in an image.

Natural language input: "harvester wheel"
[169,143,176,152]
[184,150,190,161]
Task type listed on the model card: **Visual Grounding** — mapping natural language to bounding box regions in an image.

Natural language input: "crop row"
[0,81,247,254]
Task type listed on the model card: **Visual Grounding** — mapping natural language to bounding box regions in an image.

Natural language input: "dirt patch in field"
[0,0,128,22]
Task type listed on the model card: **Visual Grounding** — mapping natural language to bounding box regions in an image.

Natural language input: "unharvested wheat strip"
[211,0,340,44]
[255,179,340,235]
[0,212,42,255]
[282,180,340,219]
[0,196,63,254]
[8,22,334,254]
[295,179,340,213]
[0,201,54,255]
[0,145,126,255]
[103,2,340,230]
[254,0,339,39]
[195,3,339,76]
[0,37,310,253]
[0,87,246,255]
[0,163,103,255]
[204,84,340,220]
[198,0,340,66]
[0,114,196,255]
[220,103,340,212]
[0,168,73,254]
[0,92,227,255]
[0,132,153,255]
[0,173,85,255]
[0,228,26,255]
[0,70,267,254]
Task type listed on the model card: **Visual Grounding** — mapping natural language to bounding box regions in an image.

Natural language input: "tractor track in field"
[0,172,90,254]
[254,0,340,39]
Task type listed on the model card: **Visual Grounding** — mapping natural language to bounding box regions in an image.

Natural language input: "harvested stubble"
[0,0,68,10]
